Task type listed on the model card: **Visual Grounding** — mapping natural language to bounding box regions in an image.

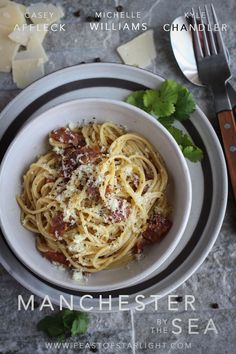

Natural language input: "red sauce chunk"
[43,251,70,267]
[51,212,67,239]
[142,214,172,243]
[50,127,86,147]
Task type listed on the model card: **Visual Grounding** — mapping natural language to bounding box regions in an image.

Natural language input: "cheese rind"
[12,57,44,88]
[26,3,64,25]
[117,30,157,68]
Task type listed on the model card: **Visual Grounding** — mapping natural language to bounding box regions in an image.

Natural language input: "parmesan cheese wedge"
[12,57,44,88]
[5,1,26,15]
[0,24,19,72]
[12,35,48,88]
[9,24,47,46]
[26,3,64,25]
[14,36,48,63]
[0,3,26,29]
[27,36,48,62]
[0,0,25,12]
[14,3,26,16]
[117,30,157,68]
[0,0,11,8]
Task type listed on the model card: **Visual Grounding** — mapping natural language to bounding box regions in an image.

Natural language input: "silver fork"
[191,4,236,201]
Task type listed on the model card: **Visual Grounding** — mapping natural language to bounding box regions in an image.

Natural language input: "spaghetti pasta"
[17,122,172,274]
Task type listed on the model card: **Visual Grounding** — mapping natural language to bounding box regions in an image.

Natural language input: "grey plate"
[0,63,227,311]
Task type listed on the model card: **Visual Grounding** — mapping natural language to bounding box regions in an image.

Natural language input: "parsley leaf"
[37,310,89,339]
[125,80,203,162]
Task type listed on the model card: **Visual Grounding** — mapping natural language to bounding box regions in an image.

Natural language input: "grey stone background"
[0,0,236,353]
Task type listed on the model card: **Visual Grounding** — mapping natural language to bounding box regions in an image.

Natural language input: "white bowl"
[0,98,192,292]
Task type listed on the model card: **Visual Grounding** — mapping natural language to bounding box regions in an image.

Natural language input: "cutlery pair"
[172,5,236,201]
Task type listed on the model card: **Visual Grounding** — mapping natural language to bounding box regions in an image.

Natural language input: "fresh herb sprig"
[37,309,89,339]
[126,80,203,162]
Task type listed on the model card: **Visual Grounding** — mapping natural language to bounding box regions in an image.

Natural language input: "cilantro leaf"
[125,80,203,162]
[182,146,204,162]
[158,116,175,128]
[126,80,195,120]
[173,86,196,121]
[37,313,65,338]
[165,125,183,144]
[143,90,175,117]
[37,310,89,339]
[126,90,147,111]
[62,309,78,329]
[181,132,194,147]
[71,313,89,336]
[143,80,178,117]
[165,126,203,162]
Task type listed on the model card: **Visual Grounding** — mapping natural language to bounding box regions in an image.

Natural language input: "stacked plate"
[0,63,227,311]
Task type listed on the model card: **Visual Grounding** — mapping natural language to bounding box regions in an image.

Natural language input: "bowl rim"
[0,98,192,291]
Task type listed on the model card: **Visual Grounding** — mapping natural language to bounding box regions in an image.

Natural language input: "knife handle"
[218,110,236,201]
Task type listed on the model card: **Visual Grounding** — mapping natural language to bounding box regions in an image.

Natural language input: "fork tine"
[211,4,225,53]
[204,5,217,55]
[198,6,210,56]
[191,8,203,60]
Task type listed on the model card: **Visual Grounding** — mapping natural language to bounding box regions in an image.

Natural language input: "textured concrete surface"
[0,0,236,353]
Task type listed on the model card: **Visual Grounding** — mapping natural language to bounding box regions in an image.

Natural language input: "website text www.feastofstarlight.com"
[44,341,192,351]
